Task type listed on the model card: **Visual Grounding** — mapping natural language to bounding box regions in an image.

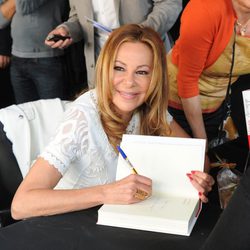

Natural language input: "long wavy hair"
[95,24,172,151]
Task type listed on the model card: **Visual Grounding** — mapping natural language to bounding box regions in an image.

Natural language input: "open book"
[97,135,206,236]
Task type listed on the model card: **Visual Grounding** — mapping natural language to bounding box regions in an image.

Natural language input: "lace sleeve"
[40,106,88,175]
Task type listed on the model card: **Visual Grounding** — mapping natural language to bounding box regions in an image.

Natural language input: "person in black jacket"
[0,0,15,108]
[0,1,16,227]
[0,25,15,108]
[0,25,16,227]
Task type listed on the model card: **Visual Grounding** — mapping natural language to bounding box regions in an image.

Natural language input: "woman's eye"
[114,66,124,71]
[136,70,149,75]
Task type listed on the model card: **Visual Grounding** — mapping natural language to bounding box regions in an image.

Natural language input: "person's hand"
[186,170,215,203]
[103,174,152,204]
[0,55,10,68]
[45,26,73,49]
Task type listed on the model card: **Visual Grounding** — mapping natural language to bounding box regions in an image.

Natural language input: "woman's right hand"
[103,174,152,204]
[45,27,73,49]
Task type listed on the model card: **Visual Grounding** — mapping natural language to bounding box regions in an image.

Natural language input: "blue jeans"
[10,56,66,104]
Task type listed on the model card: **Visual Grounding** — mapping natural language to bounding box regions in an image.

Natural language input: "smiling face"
[95,24,170,150]
[112,42,153,121]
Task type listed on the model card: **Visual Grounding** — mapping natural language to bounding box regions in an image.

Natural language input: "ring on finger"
[134,189,149,200]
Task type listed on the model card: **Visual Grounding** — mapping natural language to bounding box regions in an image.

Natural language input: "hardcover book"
[242,90,250,148]
[97,135,206,236]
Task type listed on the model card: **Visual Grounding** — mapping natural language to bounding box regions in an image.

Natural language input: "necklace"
[236,19,250,36]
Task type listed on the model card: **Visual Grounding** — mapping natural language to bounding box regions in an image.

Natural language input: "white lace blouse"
[40,90,173,189]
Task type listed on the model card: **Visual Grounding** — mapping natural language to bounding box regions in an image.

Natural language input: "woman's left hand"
[186,170,215,203]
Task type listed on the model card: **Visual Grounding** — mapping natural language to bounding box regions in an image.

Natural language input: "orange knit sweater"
[171,0,236,98]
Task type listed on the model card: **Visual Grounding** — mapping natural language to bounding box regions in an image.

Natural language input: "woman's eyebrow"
[137,64,151,68]
[114,60,126,66]
[115,60,151,69]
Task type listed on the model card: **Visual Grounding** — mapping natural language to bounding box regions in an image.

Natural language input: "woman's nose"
[124,72,135,86]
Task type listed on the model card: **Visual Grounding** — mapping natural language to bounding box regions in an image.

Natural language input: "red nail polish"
[186,173,193,181]
[198,192,202,196]
[191,171,196,174]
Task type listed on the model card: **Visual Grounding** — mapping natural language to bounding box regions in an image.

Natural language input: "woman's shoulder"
[186,0,229,10]
[178,0,234,50]
[183,0,232,23]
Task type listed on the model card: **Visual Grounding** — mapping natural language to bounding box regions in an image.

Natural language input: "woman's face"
[112,41,153,121]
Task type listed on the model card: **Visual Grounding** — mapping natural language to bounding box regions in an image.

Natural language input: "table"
[0,188,222,250]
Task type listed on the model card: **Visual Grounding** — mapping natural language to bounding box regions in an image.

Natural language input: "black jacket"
[0,24,12,56]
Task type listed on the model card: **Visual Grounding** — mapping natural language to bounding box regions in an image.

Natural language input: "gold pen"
[117,145,149,200]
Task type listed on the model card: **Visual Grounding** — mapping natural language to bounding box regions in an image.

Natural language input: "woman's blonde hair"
[95,24,172,151]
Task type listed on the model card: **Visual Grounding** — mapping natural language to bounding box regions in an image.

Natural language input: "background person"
[45,0,182,88]
[0,0,15,108]
[0,0,70,104]
[167,0,250,150]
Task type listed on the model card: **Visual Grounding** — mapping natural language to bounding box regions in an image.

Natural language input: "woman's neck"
[232,0,250,36]
[232,0,250,24]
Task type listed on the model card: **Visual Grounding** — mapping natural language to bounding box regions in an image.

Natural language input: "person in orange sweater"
[167,0,250,150]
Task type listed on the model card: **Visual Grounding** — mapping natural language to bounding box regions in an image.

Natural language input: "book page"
[101,195,198,221]
[117,135,206,198]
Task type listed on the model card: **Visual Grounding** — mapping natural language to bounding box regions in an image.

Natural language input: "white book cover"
[97,135,206,236]
[242,90,250,148]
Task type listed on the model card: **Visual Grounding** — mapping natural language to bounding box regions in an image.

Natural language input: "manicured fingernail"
[191,171,196,174]
[198,192,202,196]
[186,173,193,181]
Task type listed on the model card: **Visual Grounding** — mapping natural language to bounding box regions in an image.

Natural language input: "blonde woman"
[5,25,213,230]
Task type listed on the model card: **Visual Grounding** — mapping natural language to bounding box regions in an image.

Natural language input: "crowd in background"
[0,0,250,249]
[0,0,184,107]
